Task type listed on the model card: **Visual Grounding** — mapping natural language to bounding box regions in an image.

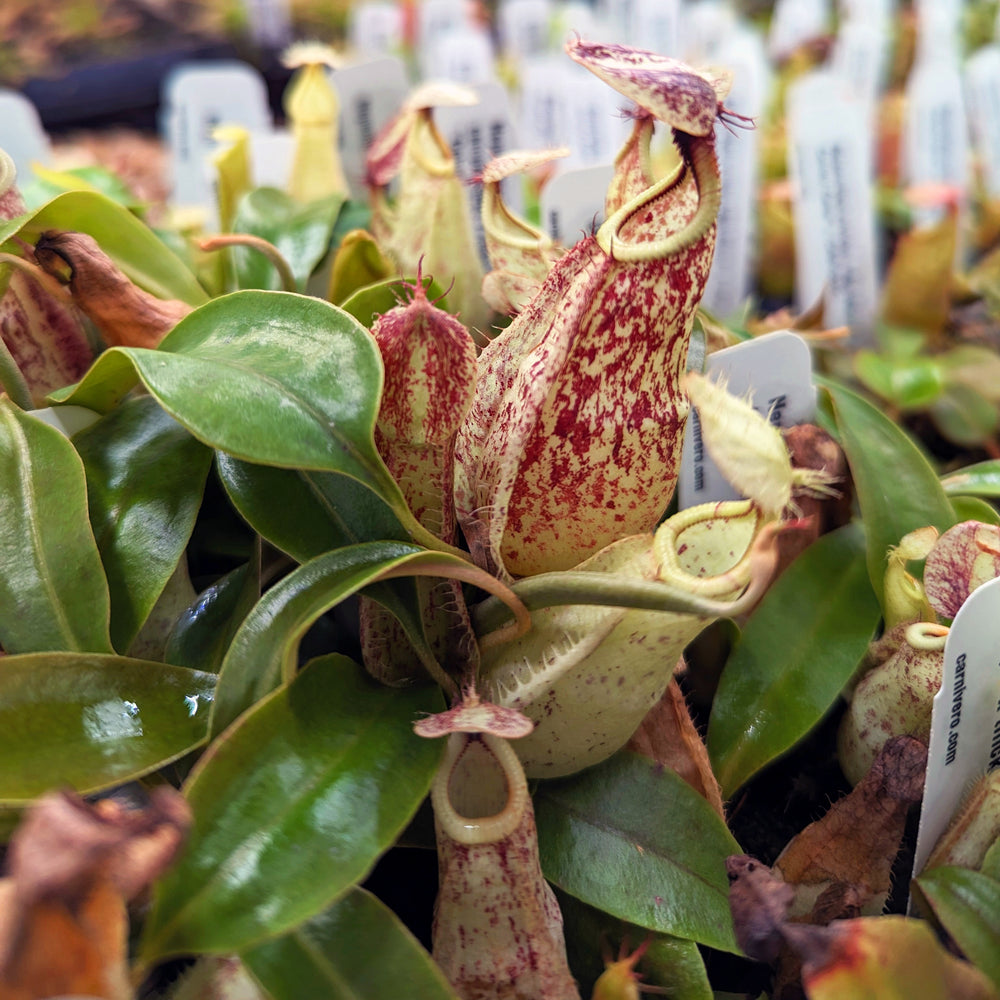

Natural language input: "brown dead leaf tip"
[726,854,795,965]
[867,734,927,804]
[6,787,192,906]
[33,230,191,348]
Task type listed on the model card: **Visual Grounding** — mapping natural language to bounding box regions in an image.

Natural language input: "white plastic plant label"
[678,331,816,510]
[832,19,888,108]
[350,2,405,56]
[903,7,968,222]
[498,0,553,59]
[787,70,879,346]
[680,1,736,63]
[26,405,101,439]
[965,45,1000,199]
[0,90,51,185]
[436,82,520,263]
[248,129,294,190]
[632,0,682,58]
[768,0,829,61]
[417,0,470,78]
[912,575,1000,876]
[702,24,766,319]
[332,57,409,195]
[564,66,631,170]
[518,55,573,150]
[239,0,291,49]
[540,163,614,245]
[162,62,273,214]
[432,27,497,85]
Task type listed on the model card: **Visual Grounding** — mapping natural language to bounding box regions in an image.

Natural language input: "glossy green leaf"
[232,188,342,292]
[330,199,372,246]
[216,455,409,562]
[931,384,1000,447]
[340,275,449,330]
[535,750,741,954]
[0,190,207,305]
[821,377,957,603]
[0,651,214,804]
[22,163,142,211]
[58,291,437,548]
[164,554,260,673]
[0,399,112,653]
[916,867,1000,990]
[242,887,458,1000]
[139,655,444,961]
[210,541,462,738]
[556,888,713,1000]
[942,461,1000,498]
[950,496,1000,525]
[707,522,879,797]
[854,351,945,409]
[73,395,213,653]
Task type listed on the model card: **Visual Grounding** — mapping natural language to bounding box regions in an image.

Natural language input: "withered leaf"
[626,675,725,819]
[0,788,191,1000]
[34,230,191,349]
[726,854,796,965]
[774,735,927,915]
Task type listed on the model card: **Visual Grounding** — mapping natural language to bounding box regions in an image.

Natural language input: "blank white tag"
[787,70,879,345]
[678,331,816,510]
[332,57,409,196]
[540,164,614,245]
[27,405,101,439]
[417,0,471,78]
[162,62,273,215]
[912,575,1000,876]
[0,89,51,185]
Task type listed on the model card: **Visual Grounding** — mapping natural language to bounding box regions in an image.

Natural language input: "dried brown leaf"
[774,735,927,913]
[33,230,190,348]
[626,675,725,819]
[0,788,191,1000]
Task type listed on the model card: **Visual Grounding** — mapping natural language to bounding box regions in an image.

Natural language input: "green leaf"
[854,351,945,409]
[942,461,1000,498]
[22,163,142,212]
[241,887,459,1000]
[915,867,1000,991]
[931,384,1000,448]
[59,290,437,548]
[707,522,879,797]
[340,275,449,330]
[0,190,207,305]
[139,655,444,961]
[209,541,458,739]
[216,456,409,562]
[950,496,1000,525]
[232,188,342,292]
[0,652,214,804]
[73,395,213,653]
[534,750,741,954]
[821,376,957,603]
[0,399,112,653]
[164,554,260,673]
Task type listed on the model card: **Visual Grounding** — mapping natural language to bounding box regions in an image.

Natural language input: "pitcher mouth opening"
[432,732,529,845]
